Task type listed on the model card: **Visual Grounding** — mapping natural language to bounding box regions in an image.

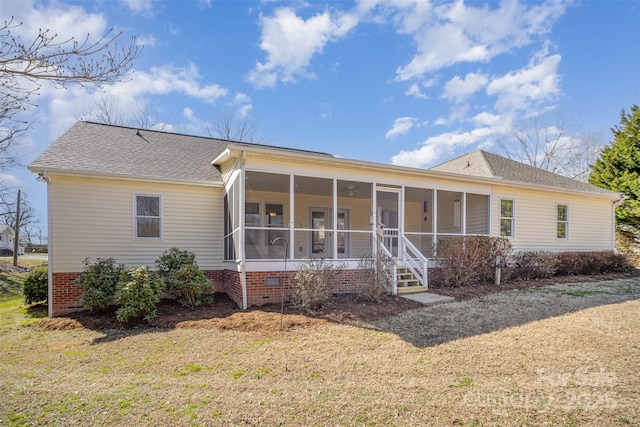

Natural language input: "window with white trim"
[557,204,568,239]
[135,194,162,239]
[500,199,514,237]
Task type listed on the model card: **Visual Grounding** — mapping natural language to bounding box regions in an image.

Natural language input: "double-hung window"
[557,204,568,239]
[500,199,514,237]
[135,194,162,239]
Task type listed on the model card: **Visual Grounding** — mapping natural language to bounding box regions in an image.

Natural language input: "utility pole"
[12,190,20,267]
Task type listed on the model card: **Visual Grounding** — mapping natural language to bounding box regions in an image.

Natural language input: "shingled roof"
[29,121,334,184]
[430,150,617,196]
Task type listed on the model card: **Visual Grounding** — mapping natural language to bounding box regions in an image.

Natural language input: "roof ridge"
[81,120,334,158]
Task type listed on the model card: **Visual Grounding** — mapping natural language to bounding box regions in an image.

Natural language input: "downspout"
[37,173,53,318]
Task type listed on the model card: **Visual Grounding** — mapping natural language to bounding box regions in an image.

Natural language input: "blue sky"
[3,0,640,235]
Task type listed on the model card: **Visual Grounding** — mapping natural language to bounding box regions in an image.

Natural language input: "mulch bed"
[431,271,639,301]
[31,271,638,334]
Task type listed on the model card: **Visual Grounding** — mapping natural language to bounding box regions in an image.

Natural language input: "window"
[557,204,568,239]
[135,194,161,239]
[500,199,514,237]
[245,202,260,226]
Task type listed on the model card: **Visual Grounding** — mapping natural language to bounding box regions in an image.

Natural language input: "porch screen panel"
[437,190,462,235]
[294,176,332,259]
[244,171,289,260]
[337,180,373,258]
[404,187,433,233]
[224,173,241,261]
[465,193,489,235]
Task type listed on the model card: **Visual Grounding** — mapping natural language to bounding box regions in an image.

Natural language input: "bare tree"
[0,186,36,243]
[496,115,604,182]
[0,16,141,168]
[208,107,260,143]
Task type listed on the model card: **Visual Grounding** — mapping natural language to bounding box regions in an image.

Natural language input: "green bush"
[23,266,48,305]
[356,253,395,302]
[76,258,126,311]
[291,258,344,310]
[432,236,512,287]
[116,267,164,323]
[155,247,196,276]
[509,251,559,280]
[166,264,215,309]
[155,248,215,309]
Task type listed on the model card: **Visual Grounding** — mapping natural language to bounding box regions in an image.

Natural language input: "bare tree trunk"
[13,190,20,267]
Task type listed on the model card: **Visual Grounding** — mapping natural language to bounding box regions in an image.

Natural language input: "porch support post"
[332,178,338,260]
[399,186,405,261]
[371,183,377,258]
[433,189,438,254]
[289,174,295,260]
[461,191,467,235]
[239,159,248,310]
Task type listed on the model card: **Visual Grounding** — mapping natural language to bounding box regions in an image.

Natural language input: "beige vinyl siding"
[492,186,613,251]
[49,175,223,272]
[219,158,239,184]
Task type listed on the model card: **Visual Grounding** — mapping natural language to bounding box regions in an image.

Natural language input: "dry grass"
[1,278,639,426]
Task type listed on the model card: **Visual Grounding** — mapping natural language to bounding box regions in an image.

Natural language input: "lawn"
[0,273,638,426]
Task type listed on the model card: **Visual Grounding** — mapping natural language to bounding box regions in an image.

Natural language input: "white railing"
[400,234,429,289]
[377,240,398,295]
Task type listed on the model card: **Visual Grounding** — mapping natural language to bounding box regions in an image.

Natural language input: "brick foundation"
[245,269,361,307]
[50,268,363,316]
[51,272,83,316]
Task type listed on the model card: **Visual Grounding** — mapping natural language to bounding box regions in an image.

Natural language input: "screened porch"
[223,170,491,263]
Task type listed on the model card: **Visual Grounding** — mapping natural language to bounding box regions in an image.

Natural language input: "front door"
[376,190,400,256]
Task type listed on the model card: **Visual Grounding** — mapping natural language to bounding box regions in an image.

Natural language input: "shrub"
[599,251,635,273]
[555,251,635,276]
[116,267,164,323]
[155,248,215,309]
[509,251,558,280]
[291,258,344,310]
[76,258,126,311]
[23,266,48,305]
[166,264,215,309]
[155,247,196,276]
[356,253,396,302]
[431,236,512,287]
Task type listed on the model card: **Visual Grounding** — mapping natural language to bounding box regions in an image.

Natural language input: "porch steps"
[396,267,427,294]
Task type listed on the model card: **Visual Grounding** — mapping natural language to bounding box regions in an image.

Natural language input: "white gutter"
[27,166,223,188]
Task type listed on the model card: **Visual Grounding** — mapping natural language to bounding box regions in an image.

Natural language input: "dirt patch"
[32,272,639,334]
[32,292,424,333]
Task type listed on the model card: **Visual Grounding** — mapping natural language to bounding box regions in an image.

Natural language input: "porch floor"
[400,292,454,306]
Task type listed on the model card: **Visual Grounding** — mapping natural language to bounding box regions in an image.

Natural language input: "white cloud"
[5,1,108,45]
[386,117,417,139]
[383,0,567,80]
[136,35,158,48]
[487,52,562,112]
[405,82,429,100]
[247,7,359,88]
[391,127,496,168]
[40,63,228,139]
[114,63,228,102]
[120,0,154,16]
[442,72,488,103]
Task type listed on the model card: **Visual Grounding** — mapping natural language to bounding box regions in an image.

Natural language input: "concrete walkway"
[400,292,454,306]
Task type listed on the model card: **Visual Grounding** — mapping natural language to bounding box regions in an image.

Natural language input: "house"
[29,121,621,317]
[0,224,25,256]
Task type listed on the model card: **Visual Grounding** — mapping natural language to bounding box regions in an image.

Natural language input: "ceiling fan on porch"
[339,185,357,198]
